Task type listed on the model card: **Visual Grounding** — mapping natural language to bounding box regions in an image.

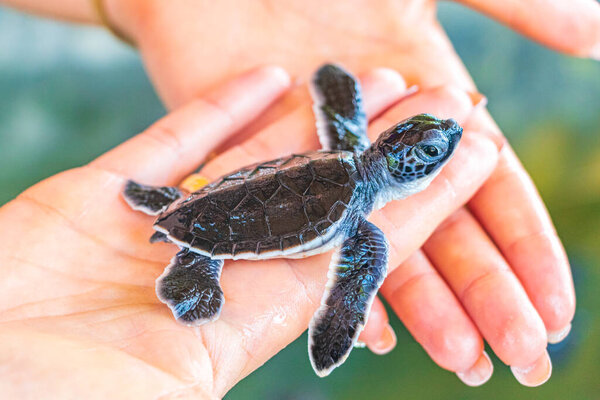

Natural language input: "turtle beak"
[443,118,462,143]
[442,118,463,158]
[444,118,460,134]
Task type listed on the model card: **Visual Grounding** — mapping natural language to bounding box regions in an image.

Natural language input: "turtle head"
[374,113,462,189]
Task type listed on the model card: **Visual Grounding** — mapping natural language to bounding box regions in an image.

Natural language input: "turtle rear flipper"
[122,180,182,216]
[156,250,225,325]
[149,231,169,243]
[309,219,388,377]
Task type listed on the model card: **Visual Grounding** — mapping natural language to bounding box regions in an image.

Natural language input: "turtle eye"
[422,145,439,157]
[415,143,445,163]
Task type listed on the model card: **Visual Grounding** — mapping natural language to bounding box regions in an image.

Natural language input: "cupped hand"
[0,67,293,399]
[100,0,587,387]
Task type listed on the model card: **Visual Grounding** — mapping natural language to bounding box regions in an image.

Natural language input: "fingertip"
[386,85,475,125]
[359,296,388,345]
[256,65,292,89]
[233,65,291,99]
[548,323,572,344]
[366,323,397,355]
[365,67,407,92]
[456,351,494,387]
[542,289,576,337]
[429,85,475,119]
[360,68,408,118]
[466,91,487,109]
[511,350,552,387]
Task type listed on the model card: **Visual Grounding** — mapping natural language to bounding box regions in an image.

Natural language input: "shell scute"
[213,185,247,211]
[246,177,279,203]
[278,165,315,196]
[328,201,348,222]
[265,186,307,236]
[192,203,229,242]
[257,237,282,255]
[315,220,333,235]
[233,241,258,256]
[282,235,302,250]
[191,236,214,252]
[212,242,233,256]
[312,159,349,185]
[229,195,269,239]
[300,228,319,244]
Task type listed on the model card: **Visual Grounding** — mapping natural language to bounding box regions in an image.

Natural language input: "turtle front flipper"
[310,64,369,153]
[122,180,182,215]
[309,219,388,377]
[156,250,225,325]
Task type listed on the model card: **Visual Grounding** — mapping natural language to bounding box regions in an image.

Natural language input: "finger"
[456,351,494,387]
[90,66,291,184]
[423,208,548,371]
[468,134,575,339]
[366,85,485,141]
[358,296,397,355]
[380,250,485,374]
[202,68,408,179]
[454,0,600,59]
[511,350,552,387]
[365,86,498,262]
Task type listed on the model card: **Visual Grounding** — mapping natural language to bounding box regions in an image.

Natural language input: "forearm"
[1,0,139,46]
[0,0,98,23]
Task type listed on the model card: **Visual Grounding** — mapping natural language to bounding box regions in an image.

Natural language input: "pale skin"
[1,0,598,396]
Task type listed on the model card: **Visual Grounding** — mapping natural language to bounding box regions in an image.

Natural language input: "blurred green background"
[1,3,598,399]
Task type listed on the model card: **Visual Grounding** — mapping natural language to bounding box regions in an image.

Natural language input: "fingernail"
[260,65,292,88]
[404,84,419,96]
[467,91,488,109]
[367,323,396,355]
[369,67,407,89]
[456,351,494,387]
[180,173,211,192]
[548,323,572,344]
[477,129,507,153]
[511,350,552,387]
[589,43,600,61]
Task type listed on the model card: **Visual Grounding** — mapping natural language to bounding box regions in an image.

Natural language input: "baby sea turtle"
[123,64,462,377]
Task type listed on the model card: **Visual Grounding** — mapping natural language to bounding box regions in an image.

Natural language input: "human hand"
[0,65,476,399]
[99,0,587,387]
[0,0,587,390]
[0,67,295,399]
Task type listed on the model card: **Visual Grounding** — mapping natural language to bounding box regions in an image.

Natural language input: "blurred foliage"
[0,2,598,399]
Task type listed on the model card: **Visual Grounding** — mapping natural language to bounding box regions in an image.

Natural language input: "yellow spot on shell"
[181,174,210,192]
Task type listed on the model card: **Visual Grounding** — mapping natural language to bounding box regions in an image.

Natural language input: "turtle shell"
[154,151,359,259]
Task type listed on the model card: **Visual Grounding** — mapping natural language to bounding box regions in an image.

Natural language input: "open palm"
[0,68,301,399]
[0,64,441,397]
[0,60,501,398]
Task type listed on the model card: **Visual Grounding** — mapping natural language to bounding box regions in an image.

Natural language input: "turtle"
[122,64,463,377]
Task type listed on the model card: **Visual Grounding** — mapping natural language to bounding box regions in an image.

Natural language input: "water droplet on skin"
[272,306,287,326]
